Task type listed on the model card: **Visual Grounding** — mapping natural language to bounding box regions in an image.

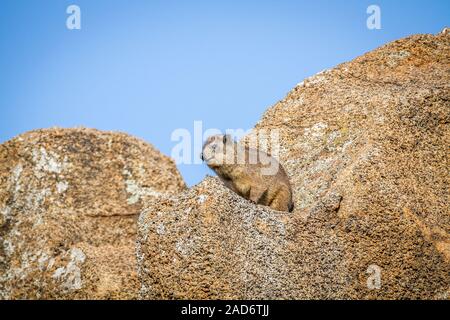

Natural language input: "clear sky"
[1,1,448,186]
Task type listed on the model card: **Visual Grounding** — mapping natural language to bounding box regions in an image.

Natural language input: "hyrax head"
[201,134,234,168]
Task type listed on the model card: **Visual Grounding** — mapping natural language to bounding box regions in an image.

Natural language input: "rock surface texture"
[137,31,450,299]
[0,128,185,299]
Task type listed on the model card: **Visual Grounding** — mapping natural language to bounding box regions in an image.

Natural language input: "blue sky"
[0,1,448,186]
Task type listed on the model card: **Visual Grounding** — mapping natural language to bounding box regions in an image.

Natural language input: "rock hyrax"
[201,134,294,212]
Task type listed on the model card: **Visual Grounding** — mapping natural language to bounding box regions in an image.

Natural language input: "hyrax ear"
[223,134,233,144]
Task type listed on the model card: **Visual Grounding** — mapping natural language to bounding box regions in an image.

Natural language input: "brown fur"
[201,134,294,212]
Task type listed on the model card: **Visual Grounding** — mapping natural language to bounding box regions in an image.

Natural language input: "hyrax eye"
[223,135,227,144]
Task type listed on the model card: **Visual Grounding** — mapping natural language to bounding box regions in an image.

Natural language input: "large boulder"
[137,30,450,299]
[0,128,185,299]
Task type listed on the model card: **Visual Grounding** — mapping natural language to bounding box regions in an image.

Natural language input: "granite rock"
[0,128,185,299]
[137,30,450,299]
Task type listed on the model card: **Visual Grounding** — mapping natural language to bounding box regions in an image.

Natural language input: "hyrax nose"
[200,152,204,161]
